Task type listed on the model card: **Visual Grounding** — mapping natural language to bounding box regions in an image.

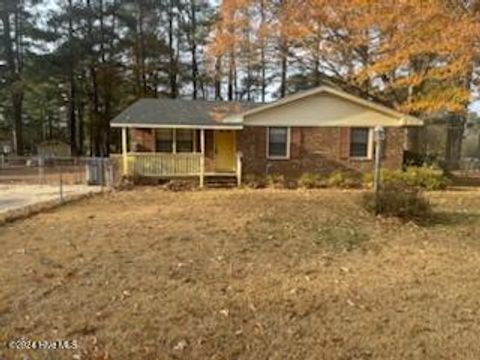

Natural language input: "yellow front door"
[214,131,235,172]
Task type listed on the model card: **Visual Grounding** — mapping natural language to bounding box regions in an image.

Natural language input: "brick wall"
[131,128,155,152]
[237,126,405,178]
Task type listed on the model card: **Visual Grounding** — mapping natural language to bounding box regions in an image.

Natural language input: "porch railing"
[127,153,202,177]
[116,152,242,187]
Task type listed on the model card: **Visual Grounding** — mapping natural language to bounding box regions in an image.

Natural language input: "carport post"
[122,127,128,176]
[200,129,205,188]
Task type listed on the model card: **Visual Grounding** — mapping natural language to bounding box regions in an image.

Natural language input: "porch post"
[193,129,197,153]
[200,129,205,188]
[172,128,177,154]
[236,152,242,187]
[122,127,128,176]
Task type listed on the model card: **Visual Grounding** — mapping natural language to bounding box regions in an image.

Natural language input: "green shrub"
[362,169,403,188]
[362,173,374,188]
[327,170,361,188]
[363,167,448,191]
[266,174,286,189]
[298,172,323,189]
[244,174,267,189]
[362,182,432,222]
[402,166,448,190]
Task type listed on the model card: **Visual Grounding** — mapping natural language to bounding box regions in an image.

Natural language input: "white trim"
[200,129,205,188]
[121,127,128,175]
[172,128,177,154]
[245,122,403,128]
[349,127,374,160]
[111,123,243,130]
[266,127,291,160]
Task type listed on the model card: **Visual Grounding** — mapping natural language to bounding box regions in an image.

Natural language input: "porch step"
[205,176,238,188]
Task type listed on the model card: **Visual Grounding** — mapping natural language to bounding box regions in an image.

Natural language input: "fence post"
[122,127,128,176]
[38,156,45,184]
[107,161,113,187]
[100,157,105,192]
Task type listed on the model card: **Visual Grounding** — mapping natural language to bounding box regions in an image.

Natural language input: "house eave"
[111,122,244,130]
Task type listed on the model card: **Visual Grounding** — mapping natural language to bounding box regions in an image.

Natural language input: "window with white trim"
[350,128,370,158]
[267,127,290,159]
[155,129,173,152]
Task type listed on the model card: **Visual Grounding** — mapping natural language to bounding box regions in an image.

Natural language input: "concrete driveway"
[0,184,102,215]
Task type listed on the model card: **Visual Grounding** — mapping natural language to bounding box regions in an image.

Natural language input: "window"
[176,129,194,153]
[267,127,290,159]
[350,128,370,158]
[155,129,173,152]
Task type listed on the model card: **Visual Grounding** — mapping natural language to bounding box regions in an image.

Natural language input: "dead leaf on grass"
[173,339,188,351]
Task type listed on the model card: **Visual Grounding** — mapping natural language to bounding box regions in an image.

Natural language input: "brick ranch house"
[111,85,423,186]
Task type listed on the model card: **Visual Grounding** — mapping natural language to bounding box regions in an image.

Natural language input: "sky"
[470,101,480,114]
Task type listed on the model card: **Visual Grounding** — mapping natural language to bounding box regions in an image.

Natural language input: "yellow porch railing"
[127,153,202,177]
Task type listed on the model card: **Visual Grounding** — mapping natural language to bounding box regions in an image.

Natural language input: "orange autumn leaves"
[210,0,480,115]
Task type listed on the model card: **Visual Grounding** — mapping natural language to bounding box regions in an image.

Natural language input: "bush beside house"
[362,182,432,222]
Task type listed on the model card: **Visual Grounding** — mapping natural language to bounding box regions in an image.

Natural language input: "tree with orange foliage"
[296,0,480,115]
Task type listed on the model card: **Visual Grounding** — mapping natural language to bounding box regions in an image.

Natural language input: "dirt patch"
[0,184,102,215]
[0,188,479,359]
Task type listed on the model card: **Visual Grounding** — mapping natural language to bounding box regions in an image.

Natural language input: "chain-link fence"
[0,155,117,189]
[459,158,480,174]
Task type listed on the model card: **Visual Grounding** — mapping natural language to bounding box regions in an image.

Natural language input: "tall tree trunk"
[314,36,321,86]
[280,37,287,98]
[68,0,77,155]
[228,48,235,101]
[260,0,266,102]
[1,5,24,155]
[12,90,24,155]
[99,0,110,156]
[89,67,99,155]
[77,68,86,154]
[138,1,147,96]
[86,0,97,155]
[215,55,222,100]
[168,0,178,98]
[190,0,199,99]
[245,20,252,101]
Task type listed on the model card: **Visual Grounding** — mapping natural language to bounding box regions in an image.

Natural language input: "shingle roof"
[111,98,260,127]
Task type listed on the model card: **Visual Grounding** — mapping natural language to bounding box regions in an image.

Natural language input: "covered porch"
[119,126,242,187]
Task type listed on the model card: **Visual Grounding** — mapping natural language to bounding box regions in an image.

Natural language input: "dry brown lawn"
[1,188,480,360]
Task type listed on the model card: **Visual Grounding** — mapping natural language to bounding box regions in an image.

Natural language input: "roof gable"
[231,86,422,127]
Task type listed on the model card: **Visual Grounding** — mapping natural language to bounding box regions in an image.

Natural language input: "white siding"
[244,93,403,127]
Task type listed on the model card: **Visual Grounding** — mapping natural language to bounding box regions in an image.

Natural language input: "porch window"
[267,127,290,159]
[155,129,173,152]
[176,129,194,153]
[350,128,370,158]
